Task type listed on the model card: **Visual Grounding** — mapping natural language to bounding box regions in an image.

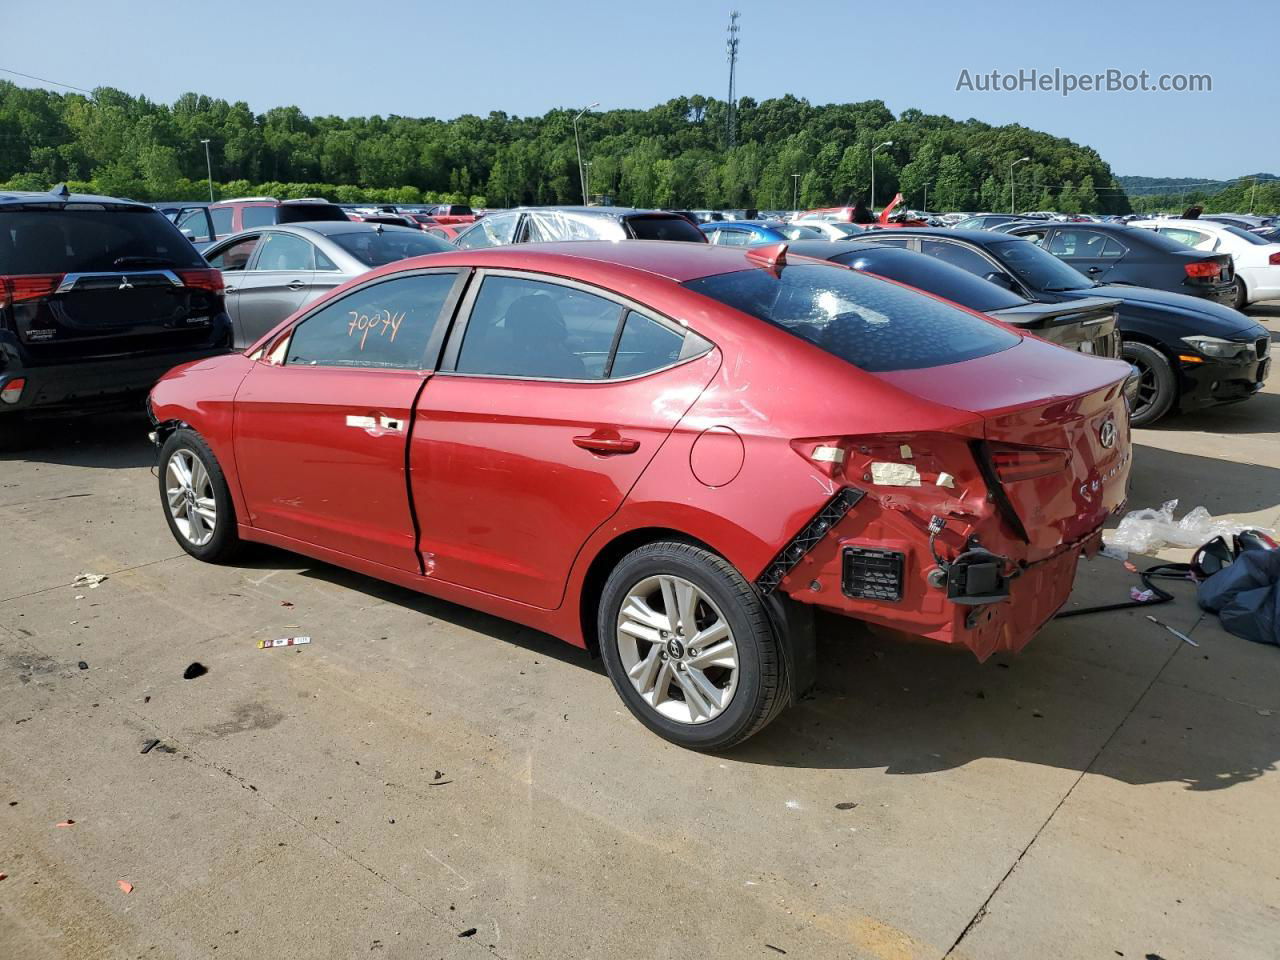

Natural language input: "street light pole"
[870,140,893,212]
[572,102,599,206]
[1010,156,1030,214]
[584,161,593,205]
[922,183,928,212]
[791,173,800,210]
[200,138,213,203]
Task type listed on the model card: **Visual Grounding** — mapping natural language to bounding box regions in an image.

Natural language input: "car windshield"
[0,206,206,273]
[625,216,706,242]
[835,248,1027,313]
[330,228,454,267]
[684,263,1019,372]
[989,238,1093,291]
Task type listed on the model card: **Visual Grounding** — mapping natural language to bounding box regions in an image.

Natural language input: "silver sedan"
[203,222,453,348]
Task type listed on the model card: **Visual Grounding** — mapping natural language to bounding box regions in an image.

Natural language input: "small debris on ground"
[257,636,310,650]
[74,594,85,600]
[834,802,858,811]
[116,879,133,894]
[140,739,160,755]
[55,820,75,827]
[458,928,477,938]
[72,572,108,589]
[765,945,788,954]
[1032,710,1044,718]
[1258,709,1273,717]
[183,662,208,680]
[280,600,294,607]
[77,661,88,671]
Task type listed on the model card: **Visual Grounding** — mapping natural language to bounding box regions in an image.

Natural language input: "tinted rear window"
[834,247,1026,313]
[684,263,1018,372]
[330,228,454,267]
[625,216,707,242]
[0,206,206,274]
[278,203,351,225]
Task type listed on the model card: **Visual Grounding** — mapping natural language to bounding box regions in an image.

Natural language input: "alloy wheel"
[1130,356,1159,420]
[165,449,217,547]
[615,574,739,725]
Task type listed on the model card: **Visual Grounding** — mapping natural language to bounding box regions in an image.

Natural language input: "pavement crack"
[0,554,187,604]
[942,632,1187,958]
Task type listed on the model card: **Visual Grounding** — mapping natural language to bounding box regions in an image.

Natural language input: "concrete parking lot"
[2,304,1278,960]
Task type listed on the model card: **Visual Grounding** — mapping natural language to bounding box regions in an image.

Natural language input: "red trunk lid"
[877,337,1132,557]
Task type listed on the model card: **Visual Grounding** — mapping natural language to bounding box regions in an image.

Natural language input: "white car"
[790,218,867,240]
[1130,218,1280,309]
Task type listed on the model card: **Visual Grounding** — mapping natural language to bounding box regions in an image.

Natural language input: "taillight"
[988,443,1069,483]
[177,268,225,293]
[1184,260,1221,279]
[0,378,25,404]
[1270,252,1280,266]
[0,274,63,309]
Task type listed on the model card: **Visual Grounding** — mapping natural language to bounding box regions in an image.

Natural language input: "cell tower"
[726,10,740,149]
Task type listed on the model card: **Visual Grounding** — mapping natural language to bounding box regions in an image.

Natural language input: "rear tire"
[598,541,788,750]
[1232,278,1249,311]
[1121,340,1176,427]
[158,429,242,563]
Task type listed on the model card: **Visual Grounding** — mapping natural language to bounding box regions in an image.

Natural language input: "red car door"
[233,269,466,571]
[411,272,719,609]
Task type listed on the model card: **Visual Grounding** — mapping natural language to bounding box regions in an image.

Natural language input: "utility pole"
[1011,156,1030,214]
[922,183,928,212]
[200,139,213,203]
[725,11,740,149]
[791,173,800,210]
[572,102,599,206]
[584,161,593,205]
[870,140,892,211]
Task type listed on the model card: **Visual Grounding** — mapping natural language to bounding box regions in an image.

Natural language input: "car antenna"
[49,182,71,199]
[374,222,384,233]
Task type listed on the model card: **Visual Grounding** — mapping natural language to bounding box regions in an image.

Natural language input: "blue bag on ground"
[1197,548,1280,647]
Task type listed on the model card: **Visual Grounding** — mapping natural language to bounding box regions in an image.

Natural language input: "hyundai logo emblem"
[1099,420,1116,449]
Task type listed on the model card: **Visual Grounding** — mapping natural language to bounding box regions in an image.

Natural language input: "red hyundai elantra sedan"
[149,240,1132,749]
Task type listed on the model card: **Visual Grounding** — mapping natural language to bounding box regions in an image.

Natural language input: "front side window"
[454,276,623,379]
[919,239,1003,276]
[209,206,234,237]
[989,238,1093,291]
[252,232,315,271]
[284,272,458,369]
[206,234,260,272]
[684,263,1018,372]
[455,213,520,249]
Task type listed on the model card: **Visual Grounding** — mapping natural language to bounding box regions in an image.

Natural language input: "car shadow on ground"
[0,410,155,469]
[1154,390,1280,437]
[1125,442,1280,515]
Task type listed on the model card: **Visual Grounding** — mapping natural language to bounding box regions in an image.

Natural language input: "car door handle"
[286,280,307,290]
[573,435,640,454]
[224,285,236,292]
[1086,267,1103,274]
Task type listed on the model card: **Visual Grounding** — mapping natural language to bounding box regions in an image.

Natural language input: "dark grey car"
[202,222,453,347]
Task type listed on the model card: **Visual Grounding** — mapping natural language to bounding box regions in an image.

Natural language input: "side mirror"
[984,271,1017,291]
[181,229,196,240]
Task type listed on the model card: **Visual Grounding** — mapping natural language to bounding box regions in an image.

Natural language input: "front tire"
[158,429,242,563]
[1121,340,1177,426]
[598,541,788,750]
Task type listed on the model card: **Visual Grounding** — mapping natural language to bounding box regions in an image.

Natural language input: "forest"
[1,80,1139,212]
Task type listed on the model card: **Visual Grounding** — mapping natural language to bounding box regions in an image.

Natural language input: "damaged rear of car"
[683,254,1132,661]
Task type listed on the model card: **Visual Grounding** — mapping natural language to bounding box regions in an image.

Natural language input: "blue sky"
[4,0,1271,180]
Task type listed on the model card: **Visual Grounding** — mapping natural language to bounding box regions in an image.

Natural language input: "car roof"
[0,187,152,209]
[368,240,785,284]
[863,227,1016,246]
[494,206,686,219]
[212,221,424,243]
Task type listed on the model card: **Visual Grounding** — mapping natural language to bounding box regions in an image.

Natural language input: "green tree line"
[0,81,1134,213]
[1127,177,1280,216]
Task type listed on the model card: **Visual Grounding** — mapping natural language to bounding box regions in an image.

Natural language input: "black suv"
[0,186,232,422]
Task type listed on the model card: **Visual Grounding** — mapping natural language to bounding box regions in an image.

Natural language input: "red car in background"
[148,241,1132,749]
[422,204,478,225]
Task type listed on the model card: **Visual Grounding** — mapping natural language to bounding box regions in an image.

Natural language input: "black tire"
[598,541,789,750]
[0,413,33,451]
[1121,340,1177,427]
[157,428,242,563]
[1232,278,1249,312]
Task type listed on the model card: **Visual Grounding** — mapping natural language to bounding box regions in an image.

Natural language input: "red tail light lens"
[988,444,1070,483]
[1269,252,1280,266]
[0,378,25,404]
[1184,260,1222,279]
[177,268,225,293]
[0,274,63,308]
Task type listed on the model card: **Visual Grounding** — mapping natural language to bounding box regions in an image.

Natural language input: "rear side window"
[0,207,206,274]
[611,311,685,377]
[240,206,276,229]
[252,233,315,271]
[210,207,234,236]
[625,216,706,242]
[330,228,452,267]
[277,203,350,224]
[455,276,622,379]
[684,263,1018,372]
[285,272,457,369]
